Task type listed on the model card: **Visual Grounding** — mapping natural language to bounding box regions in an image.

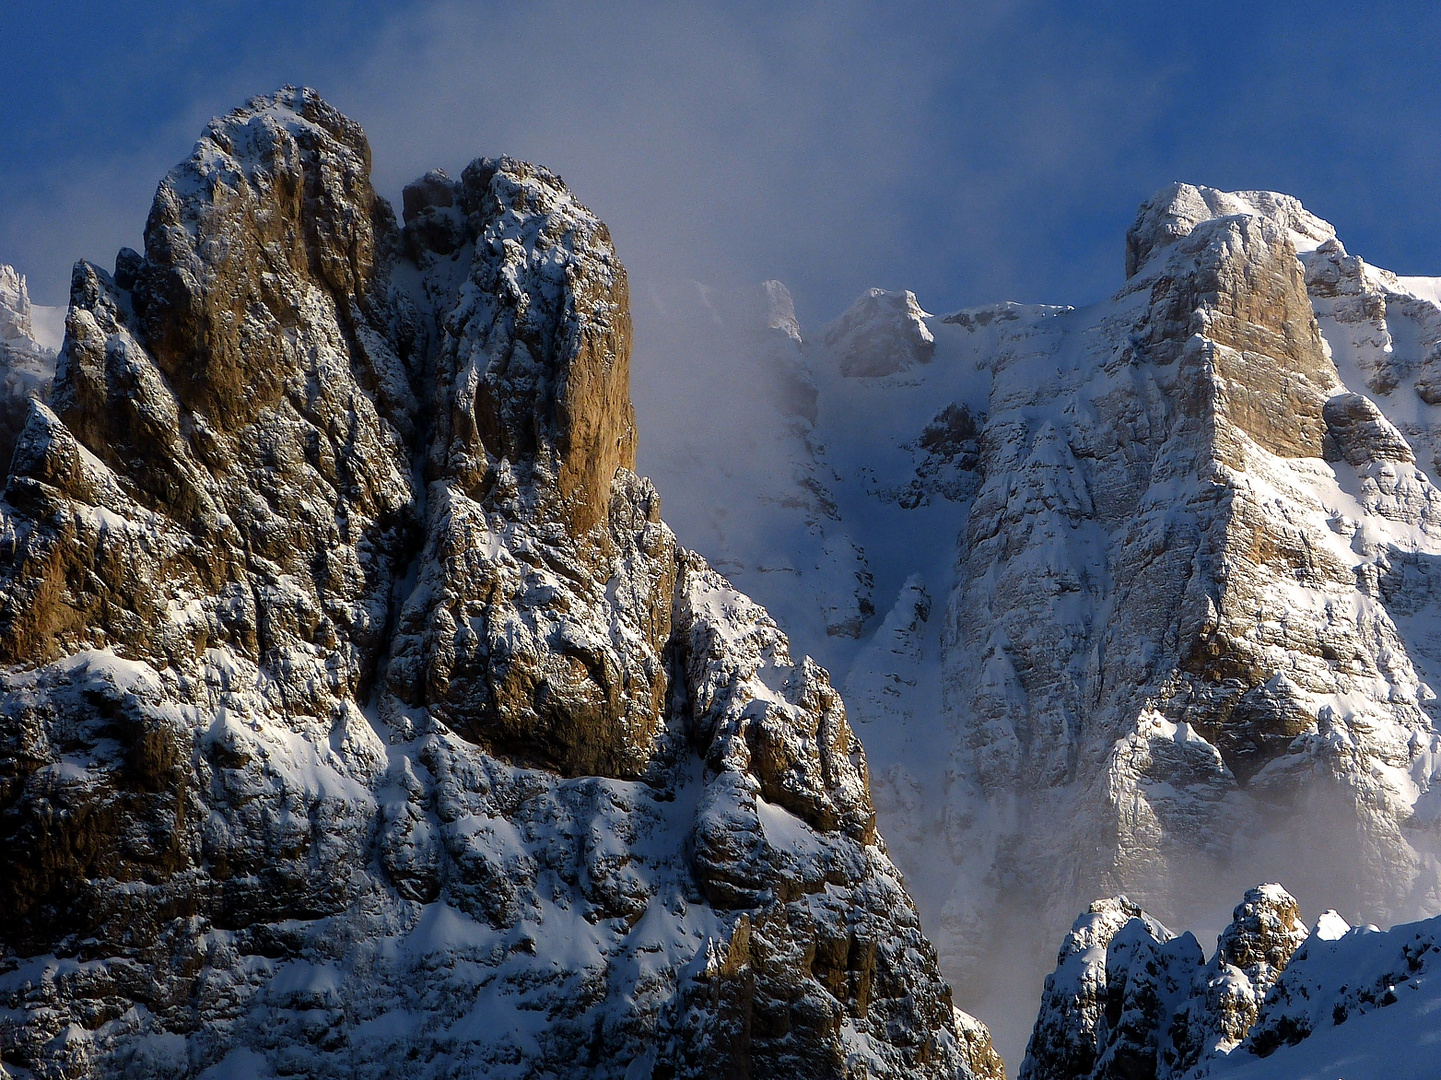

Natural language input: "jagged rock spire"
[0,88,994,1080]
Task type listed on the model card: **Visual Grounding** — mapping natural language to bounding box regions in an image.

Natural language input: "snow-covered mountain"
[0,265,59,471]
[0,89,1001,1080]
[641,183,1441,1067]
[7,83,1441,1078]
[1020,884,1441,1080]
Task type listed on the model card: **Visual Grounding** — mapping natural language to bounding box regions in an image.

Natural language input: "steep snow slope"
[638,184,1441,1066]
[0,90,1001,1080]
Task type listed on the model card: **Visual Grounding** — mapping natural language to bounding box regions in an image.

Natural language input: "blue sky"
[3,1,1439,329]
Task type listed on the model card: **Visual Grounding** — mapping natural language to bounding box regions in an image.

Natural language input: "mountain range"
[5,89,1441,1079]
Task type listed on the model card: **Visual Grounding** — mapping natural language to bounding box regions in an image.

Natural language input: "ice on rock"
[1020,885,1307,1080]
[1024,885,1441,1079]
[760,278,803,343]
[0,265,35,343]
[819,287,936,377]
[1311,909,1352,941]
[1125,182,1337,277]
[0,264,57,471]
[16,81,1441,1074]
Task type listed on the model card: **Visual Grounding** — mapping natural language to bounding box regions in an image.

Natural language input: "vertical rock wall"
[0,89,995,1080]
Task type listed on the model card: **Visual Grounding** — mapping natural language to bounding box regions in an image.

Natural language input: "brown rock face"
[1322,392,1415,466]
[383,158,659,778]
[416,157,636,533]
[1123,207,1351,782]
[956,184,1350,805]
[18,87,419,693]
[130,89,391,429]
[0,88,985,1080]
[1142,212,1336,462]
[385,471,678,779]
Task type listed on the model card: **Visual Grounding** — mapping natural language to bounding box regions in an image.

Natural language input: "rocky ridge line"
[1020,883,1441,1079]
[0,88,999,1080]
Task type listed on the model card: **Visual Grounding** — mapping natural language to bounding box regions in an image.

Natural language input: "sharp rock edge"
[643,180,1441,1067]
[0,88,1001,1080]
[1020,882,1441,1079]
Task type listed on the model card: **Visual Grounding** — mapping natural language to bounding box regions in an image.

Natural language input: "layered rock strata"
[935,187,1441,985]
[0,89,997,1080]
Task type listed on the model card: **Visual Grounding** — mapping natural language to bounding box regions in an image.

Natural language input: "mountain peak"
[818,286,935,377]
[0,89,993,1080]
[1126,181,1337,278]
[0,264,35,343]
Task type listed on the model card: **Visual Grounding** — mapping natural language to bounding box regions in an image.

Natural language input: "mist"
[8,2,1441,1073]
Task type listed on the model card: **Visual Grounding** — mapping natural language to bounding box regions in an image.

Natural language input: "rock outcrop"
[0,89,994,1080]
[639,182,1441,1064]
[1020,883,1441,1079]
[1020,885,1307,1080]
[819,288,935,378]
[0,266,56,473]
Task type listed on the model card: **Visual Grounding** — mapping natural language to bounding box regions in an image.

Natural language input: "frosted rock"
[1126,182,1336,278]
[0,265,56,470]
[760,278,802,343]
[638,181,1441,1066]
[1322,391,1415,465]
[1020,885,1306,1080]
[0,265,34,342]
[1019,896,1201,1080]
[819,287,935,377]
[1165,885,1309,1074]
[1024,884,1441,1078]
[0,89,987,1080]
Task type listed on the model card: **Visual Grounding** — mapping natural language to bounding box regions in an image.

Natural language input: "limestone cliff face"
[402,156,636,531]
[919,187,1441,1019]
[0,90,994,1080]
[637,182,1441,1066]
[385,156,655,779]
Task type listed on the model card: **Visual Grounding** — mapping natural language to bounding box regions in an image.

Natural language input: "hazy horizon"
[6,3,1441,319]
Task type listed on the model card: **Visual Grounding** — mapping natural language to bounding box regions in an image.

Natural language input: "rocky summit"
[1019,884,1441,1079]
[643,181,1441,1066]
[8,85,1441,1080]
[0,89,1001,1080]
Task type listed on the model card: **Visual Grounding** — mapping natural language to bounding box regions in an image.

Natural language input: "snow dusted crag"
[0,89,1000,1080]
[642,183,1441,1062]
[0,266,59,474]
[940,182,1441,946]
[1021,883,1441,1080]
